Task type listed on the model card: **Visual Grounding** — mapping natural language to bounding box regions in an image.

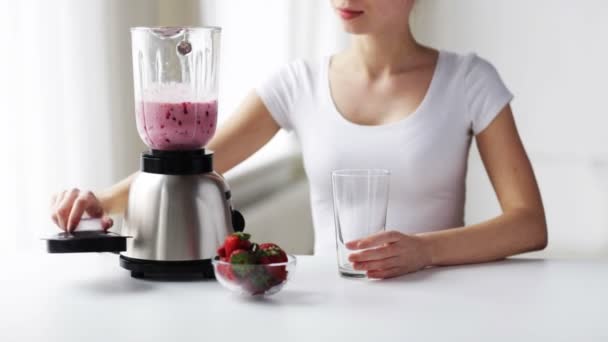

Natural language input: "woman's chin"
[340,22,370,35]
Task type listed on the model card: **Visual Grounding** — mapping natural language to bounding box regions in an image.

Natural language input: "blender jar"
[131,27,221,151]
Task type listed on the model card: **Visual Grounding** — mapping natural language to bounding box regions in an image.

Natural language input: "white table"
[1,252,606,341]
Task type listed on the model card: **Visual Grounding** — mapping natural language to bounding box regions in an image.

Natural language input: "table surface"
[1,252,607,341]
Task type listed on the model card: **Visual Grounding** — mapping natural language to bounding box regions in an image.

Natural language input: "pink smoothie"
[136,100,218,150]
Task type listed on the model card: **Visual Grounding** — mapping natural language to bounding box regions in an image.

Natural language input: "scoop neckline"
[324,50,444,130]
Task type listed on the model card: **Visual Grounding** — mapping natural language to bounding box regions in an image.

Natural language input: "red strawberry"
[259,243,281,251]
[223,232,252,256]
[229,249,255,264]
[216,263,236,281]
[242,269,273,295]
[217,246,226,258]
[229,249,255,278]
[259,243,287,263]
[259,243,288,284]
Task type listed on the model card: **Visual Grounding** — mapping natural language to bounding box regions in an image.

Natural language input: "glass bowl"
[212,255,296,296]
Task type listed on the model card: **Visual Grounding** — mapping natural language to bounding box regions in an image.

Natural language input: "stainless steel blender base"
[121,167,240,262]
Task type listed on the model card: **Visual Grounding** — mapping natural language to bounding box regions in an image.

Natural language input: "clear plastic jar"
[131,27,221,150]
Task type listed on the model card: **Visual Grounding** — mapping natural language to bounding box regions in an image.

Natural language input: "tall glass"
[131,27,221,151]
[332,169,390,278]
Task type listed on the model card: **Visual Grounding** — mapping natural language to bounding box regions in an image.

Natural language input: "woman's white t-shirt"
[255,51,513,255]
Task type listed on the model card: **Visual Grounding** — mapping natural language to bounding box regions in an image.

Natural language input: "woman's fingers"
[66,191,97,232]
[349,243,398,262]
[50,191,65,227]
[84,193,113,231]
[367,267,403,279]
[51,189,112,232]
[51,213,59,227]
[100,216,114,231]
[56,189,80,230]
[67,191,112,232]
[346,230,403,250]
[353,256,400,272]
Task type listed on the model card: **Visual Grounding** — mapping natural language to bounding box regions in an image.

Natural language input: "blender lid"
[42,231,130,254]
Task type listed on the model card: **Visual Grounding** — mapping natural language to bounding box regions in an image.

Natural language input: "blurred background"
[0,0,606,257]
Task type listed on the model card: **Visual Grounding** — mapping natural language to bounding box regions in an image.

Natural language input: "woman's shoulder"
[262,57,326,89]
[255,56,327,118]
[439,50,503,82]
[271,57,327,77]
[438,50,513,134]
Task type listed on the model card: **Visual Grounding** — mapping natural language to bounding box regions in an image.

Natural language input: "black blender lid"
[42,231,130,254]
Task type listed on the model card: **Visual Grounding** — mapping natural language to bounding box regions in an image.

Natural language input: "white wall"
[0,0,156,251]
[413,0,608,257]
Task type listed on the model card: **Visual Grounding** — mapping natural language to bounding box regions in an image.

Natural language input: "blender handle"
[231,209,245,232]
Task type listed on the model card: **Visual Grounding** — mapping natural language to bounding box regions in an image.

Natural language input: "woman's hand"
[346,231,433,279]
[50,189,113,233]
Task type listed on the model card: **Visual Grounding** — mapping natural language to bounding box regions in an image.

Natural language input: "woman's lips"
[337,8,364,20]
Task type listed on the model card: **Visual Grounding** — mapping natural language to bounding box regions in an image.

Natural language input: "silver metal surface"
[122,171,234,261]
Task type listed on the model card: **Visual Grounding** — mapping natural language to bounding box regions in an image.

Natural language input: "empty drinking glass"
[332,169,390,278]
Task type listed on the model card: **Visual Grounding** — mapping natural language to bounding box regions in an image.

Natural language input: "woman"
[51,0,547,279]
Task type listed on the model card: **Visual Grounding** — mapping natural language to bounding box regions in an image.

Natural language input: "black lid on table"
[43,231,129,254]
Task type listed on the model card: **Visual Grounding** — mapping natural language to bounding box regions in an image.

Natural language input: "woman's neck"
[347,27,426,77]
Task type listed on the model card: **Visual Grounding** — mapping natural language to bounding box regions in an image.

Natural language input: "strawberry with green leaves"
[243,269,273,295]
[259,243,288,284]
[259,243,287,263]
[229,249,255,264]
[215,234,289,294]
[223,232,252,256]
[229,249,256,278]
[215,233,251,281]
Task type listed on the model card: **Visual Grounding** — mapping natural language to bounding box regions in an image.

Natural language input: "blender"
[121,26,245,278]
[44,26,245,279]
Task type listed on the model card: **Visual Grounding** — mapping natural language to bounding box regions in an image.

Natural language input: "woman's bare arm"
[418,105,548,265]
[347,105,548,278]
[207,91,281,174]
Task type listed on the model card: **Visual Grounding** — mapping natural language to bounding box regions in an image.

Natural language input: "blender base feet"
[131,271,145,279]
[119,255,215,280]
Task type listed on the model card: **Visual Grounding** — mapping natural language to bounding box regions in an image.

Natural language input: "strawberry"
[216,263,236,281]
[259,243,288,284]
[217,246,226,258]
[242,269,273,295]
[223,232,252,257]
[259,243,287,263]
[216,236,289,294]
[259,243,281,251]
[229,249,255,264]
[229,249,255,278]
